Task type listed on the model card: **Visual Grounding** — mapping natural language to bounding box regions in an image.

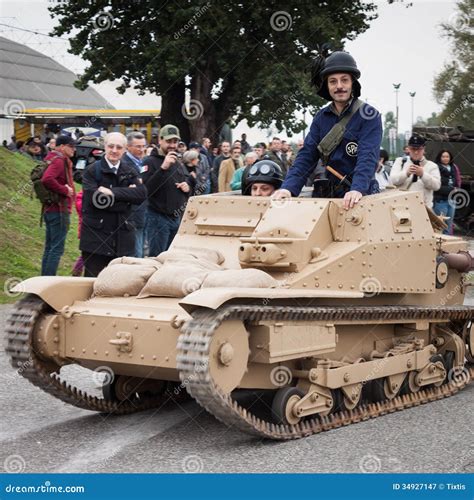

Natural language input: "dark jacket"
[142,148,195,217]
[282,100,382,196]
[266,150,289,177]
[80,157,147,257]
[434,163,462,201]
[121,153,148,229]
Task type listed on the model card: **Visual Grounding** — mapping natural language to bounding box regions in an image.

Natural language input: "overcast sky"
[0,0,458,143]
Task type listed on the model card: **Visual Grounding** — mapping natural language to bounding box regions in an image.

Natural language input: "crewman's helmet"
[242,159,284,195]
[314,51,361,101]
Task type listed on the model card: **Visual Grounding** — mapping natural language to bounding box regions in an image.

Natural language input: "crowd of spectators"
[2,126,461,278]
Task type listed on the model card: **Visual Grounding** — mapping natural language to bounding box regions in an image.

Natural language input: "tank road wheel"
[271,387,304,425]
[102,375,167,402]
[400,371,421,395]
[206,320,250,394]
[332,387,362,413]
[443,351,455,382]
[370,376,404,402]
[462,321,474,364]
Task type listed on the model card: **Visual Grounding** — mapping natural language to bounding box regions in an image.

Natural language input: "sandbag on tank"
[202,268,279,288]
[108,256,161,266]
[94,263,161,297]
[157,246,225,265]
[138,261,211,298]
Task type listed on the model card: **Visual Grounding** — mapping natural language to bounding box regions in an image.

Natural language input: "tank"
[6,190,474,440]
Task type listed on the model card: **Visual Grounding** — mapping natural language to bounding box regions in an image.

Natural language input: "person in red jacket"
[40,135,76,275]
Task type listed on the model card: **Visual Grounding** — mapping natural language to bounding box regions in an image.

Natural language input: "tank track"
[5,295,178,415]
[177,304,474,440]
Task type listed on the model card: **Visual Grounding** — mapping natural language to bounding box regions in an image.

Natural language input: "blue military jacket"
[282,99,382,196]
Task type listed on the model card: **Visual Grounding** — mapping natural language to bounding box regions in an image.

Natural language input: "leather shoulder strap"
[317,99,363,163]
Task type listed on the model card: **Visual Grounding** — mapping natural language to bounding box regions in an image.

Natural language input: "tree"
[413,112,441,127]
[49,0,378,143]
[433,0,474,128]
[383,111,396,139]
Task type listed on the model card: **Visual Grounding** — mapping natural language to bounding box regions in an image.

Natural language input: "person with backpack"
[40,135,76,275]
[272,50,382,209]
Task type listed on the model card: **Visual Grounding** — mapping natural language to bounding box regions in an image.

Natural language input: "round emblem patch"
[345,142,358,157]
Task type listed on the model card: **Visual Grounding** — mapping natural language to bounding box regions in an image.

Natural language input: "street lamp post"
[409,91,416,130]
[392,83,401,156]
[392,83,401,136]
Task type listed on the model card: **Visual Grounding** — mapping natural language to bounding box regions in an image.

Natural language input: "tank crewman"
[390,134,441,209]
[241,159,284,197]
[273,51,382,210]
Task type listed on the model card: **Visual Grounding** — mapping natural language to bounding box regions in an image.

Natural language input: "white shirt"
[389,156,441,208]
[105,157,120,174]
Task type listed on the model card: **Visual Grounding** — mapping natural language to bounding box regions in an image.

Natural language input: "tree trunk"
[160,80,190,143]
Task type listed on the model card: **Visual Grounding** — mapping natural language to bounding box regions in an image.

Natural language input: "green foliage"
[49,0,378,139]
[383,111,396,140]
[414,112,441,127]
[433,0,474,127]
[0,149,80,303]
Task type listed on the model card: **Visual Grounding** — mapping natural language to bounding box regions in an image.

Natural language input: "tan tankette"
[6,190,474,439]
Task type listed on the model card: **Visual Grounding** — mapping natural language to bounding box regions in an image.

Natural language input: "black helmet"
[242,159,283,195]
[314,51,361,101]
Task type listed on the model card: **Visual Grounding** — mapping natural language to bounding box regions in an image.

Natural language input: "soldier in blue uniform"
[273,51,382,210]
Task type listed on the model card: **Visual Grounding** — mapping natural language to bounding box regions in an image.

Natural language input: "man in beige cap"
[142,125,195,255]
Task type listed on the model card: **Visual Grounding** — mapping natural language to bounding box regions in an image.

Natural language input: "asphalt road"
[1,300,473,475]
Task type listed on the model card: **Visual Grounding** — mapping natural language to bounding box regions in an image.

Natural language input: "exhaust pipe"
[442,251,474,273]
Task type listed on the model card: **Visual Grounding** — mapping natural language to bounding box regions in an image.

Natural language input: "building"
[0,36,113,142]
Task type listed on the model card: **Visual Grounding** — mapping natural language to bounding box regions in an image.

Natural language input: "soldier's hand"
[65,185,74,197]
[272,189,291,200]
[343,190,362,210]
